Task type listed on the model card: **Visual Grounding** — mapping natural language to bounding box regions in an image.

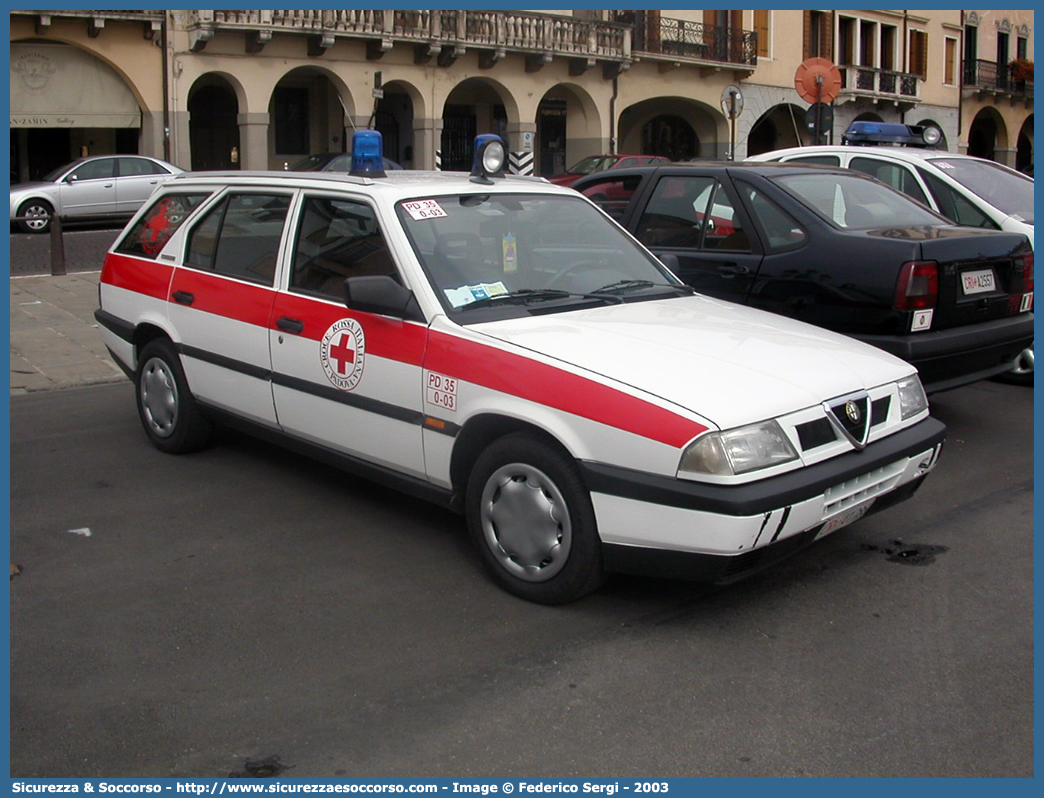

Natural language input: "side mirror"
[658,253,680,273]
[343,275,423,322]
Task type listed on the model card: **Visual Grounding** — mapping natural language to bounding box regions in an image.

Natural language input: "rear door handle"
[277,317,304,334]
[717,263,750,277]
[172,291,195,305]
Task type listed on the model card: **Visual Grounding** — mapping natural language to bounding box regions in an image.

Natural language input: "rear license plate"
[961,268,997,295]
[814,499,875,540]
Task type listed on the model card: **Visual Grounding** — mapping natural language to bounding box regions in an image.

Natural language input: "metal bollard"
[49,214,66,276]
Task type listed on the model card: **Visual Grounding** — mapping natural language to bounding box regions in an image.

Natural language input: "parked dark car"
[289,152,404,172]
[572,162,1034,393]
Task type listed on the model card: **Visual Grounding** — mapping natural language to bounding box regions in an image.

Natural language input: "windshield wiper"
[460,288,624,311]
[593,279,697,296]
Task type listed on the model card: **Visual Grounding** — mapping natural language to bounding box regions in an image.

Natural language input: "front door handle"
[277,317,304,334]
[172,291,195,305]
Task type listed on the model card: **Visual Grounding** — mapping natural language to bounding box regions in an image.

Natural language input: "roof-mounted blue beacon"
[350,130,387,177]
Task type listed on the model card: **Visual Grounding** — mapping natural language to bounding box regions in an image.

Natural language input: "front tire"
[466,433,605,604]
[135,339,213,453]
[17,199,53,234]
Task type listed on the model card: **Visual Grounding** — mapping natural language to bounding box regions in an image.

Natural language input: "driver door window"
[291,196,398,301]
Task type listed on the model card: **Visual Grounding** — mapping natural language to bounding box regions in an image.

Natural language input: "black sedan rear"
[572,162,1033,393]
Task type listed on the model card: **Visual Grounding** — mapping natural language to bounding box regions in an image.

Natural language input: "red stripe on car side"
[425,330,708,448]
[101,253,174,300]
[270,293,429,363]
[169,270,276,327]
[103,259,705,448]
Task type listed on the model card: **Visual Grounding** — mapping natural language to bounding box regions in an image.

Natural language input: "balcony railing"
[632,15,757,68]
[964,58,1010,91]
[189,9,631,65]
[839,65,920,103]
[964,58,1034,100]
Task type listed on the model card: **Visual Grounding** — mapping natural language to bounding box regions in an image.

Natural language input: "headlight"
[898,374,928,419]
[679,420,799,477]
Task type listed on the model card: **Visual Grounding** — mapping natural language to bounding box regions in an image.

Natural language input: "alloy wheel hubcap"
[480,463,571,582]
[140,357,178,438]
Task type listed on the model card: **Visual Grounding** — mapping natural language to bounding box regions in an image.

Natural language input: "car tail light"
[894,260,939,311]
[1021,251,1034,293]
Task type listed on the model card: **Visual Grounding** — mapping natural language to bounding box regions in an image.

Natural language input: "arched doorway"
[1016,115,1034,173]
[747,105,808,155]
[642,115,697,160]
[188,80,239,171]
[619,98,721,160]
[968,107,1007,162]
[441,79,510,171]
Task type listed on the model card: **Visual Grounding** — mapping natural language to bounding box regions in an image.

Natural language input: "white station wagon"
[95,132,945,604]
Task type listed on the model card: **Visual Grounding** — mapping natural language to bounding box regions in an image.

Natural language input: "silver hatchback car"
[10,154,183,233]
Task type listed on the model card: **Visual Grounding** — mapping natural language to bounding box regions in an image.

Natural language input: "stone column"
[994,146,1018,168]
[238,113,271,170]
[169,109,192,171]
[414,117,442,170]
[140,110,166,162]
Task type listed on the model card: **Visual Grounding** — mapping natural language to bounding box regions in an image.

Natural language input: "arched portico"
[618,98,724,160]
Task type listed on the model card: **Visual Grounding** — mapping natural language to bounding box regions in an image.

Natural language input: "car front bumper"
[583,416,945,582]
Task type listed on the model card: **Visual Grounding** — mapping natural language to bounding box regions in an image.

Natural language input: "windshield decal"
[445,281,508,308]
[402,199,448,220]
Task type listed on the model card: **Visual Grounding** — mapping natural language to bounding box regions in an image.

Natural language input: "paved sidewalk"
[10,271,127,394]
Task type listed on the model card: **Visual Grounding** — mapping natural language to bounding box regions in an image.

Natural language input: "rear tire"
[135,339,213,453]
[994,344,1033,386]
[466,433,605,604]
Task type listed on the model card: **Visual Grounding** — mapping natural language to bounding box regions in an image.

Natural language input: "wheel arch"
[449,413,582,511]
[132,322,175,369]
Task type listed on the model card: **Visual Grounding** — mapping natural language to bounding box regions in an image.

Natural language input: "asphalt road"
[9,379,1033,778]
[9,225,121,275]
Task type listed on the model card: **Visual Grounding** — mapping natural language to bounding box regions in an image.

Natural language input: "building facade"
[9,9,1034,182]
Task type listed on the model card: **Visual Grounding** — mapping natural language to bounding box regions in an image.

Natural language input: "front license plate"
[961,268,997,295]
[814,499,875,540]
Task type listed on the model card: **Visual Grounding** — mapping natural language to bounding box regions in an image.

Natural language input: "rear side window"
[738,183,808,251]
[118,158,169,177]
[186,193,291,285]
[917,169,999,229]
[777,173,943,229]
[850,157,930,206]
[291,196,398,301]
[115,193,211,259]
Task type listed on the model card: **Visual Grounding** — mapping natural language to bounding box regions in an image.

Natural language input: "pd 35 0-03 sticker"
[320,318,366,391]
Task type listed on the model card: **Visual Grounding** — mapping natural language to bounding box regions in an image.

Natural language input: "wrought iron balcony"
[631,14,757,69]
[838,65,921,105]
[964,58,1034,101]
[187,9,631,71]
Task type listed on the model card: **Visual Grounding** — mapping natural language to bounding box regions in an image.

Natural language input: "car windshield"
[396,193,679,315]
[774,172,945,229]
[567,156,617,176]
[926,157,1035,222]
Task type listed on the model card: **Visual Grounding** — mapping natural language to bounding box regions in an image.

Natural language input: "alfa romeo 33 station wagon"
[96,132,945,604]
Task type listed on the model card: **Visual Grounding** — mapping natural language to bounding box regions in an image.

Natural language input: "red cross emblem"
[320,318,366,391]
